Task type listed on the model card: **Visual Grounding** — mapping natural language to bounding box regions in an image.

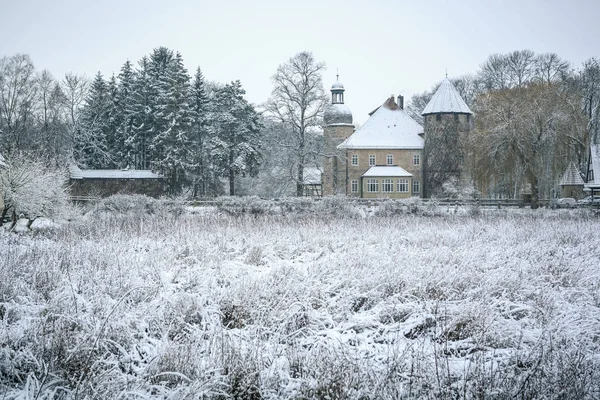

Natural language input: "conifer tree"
[76,72,111,168]
[211,81,262,195]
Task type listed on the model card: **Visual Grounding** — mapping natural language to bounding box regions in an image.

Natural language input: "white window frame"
[386,154,393,165]
[351,154,358,166]
[369,154,376,166]
[351,180,358,193]
[397,178,409,193]
[382,178,394,192]
[413,180,420,193]
[413,154,420,166]
[367,179,379,193]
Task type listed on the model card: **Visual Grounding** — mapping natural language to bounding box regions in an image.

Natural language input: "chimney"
[397,95,404,110]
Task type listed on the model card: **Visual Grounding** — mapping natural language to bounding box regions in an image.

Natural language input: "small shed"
[302,167,323,197]
[559,162,584,199]
[69,165,164,198]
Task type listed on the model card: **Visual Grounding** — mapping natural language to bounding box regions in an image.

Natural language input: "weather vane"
[336,68,339,81]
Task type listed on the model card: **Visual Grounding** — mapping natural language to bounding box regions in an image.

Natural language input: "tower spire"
[336,68,339,81]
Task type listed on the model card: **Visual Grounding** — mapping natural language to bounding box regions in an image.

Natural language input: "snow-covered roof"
[422,79,472,115]
[338,97,423,150]
[559,162,584,186]
[362,166,413,177]
[303,167,322,185]
[324,103,353,126]
[331,81,345,90]
[69,164,162,180]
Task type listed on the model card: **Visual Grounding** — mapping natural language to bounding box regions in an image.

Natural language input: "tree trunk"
[229,150,235,196]
[296,161,304,197]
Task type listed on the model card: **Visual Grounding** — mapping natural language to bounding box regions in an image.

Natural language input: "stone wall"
[70,178,164,198]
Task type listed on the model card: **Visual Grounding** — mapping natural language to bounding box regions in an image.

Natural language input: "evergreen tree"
[76,72,111,168]
[116,60,135,168]
[128,57,153,169]
[189,67,220,197]
[211,81,262,195]
[151,51,193,194]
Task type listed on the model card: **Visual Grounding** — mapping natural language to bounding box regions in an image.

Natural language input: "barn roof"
[69,164,162,180]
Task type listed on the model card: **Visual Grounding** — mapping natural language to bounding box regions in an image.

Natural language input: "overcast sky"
[2,0,599,124]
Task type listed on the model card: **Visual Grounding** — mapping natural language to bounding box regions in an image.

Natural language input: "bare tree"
[0,54,37,155]
[264,52,328,196]
[61,73,88,154]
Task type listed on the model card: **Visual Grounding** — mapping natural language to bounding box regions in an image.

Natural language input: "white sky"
[1,0,599,124]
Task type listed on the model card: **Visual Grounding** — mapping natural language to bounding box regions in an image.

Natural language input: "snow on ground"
[1,207,599,399]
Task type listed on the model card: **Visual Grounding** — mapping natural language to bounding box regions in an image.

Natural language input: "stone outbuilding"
[69,165,164,198]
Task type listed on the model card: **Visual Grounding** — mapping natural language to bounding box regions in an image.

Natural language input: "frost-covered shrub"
[278,196,315,215]
[216,195,274,216]
[314,195,361,218]
[89,193,157,214]
[375,197,423,216]
[0,154,69,229]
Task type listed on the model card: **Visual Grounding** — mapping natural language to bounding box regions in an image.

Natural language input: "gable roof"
[69,164,162,180]
[422,79,472,115]
[338,97,424,150]
[559,162,584,186]
[585,144,600,187]
[362,165,413,177]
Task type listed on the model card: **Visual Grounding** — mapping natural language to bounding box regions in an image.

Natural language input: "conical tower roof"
[559,162,584,186]
[422,78,472,115]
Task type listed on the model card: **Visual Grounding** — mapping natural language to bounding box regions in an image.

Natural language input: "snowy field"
[1,201,600,399]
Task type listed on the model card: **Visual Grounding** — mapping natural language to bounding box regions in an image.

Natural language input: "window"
[397,179,409,193]
[454,114,459,122]
[351,180,358,193]
[413,180,420,193]
[351,154,358,166]
[413,154,420,166]
[436,114,441,121]
[382,178,394,192]
[386,154,393,165]
[369,154,376,166]
[367,179,379,193]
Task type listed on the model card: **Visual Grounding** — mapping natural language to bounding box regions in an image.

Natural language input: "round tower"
[421,78,473,198]
[323,77,354,195]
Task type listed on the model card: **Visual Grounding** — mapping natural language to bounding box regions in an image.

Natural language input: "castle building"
[322,77,472,198]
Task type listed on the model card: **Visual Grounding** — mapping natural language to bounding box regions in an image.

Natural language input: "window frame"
[351,180,358,193]
[367,179,379,193]
[413,154,420,166]
[351,154,358,166]
[412,180,420,194]
[382,178,394,193]
[369,154,376,166]
[386,154,393,166]
[397,178,409,193]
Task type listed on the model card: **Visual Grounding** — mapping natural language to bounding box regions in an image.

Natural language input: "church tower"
[323,78,354,195]
[421,78,473,197]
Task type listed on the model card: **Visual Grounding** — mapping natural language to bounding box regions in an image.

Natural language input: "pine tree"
[115,60,136,168]
[151,51,193,194]
[211,81,262,195]
[76,72,111,168]
[189,67,219,197]
[129,57,153,169]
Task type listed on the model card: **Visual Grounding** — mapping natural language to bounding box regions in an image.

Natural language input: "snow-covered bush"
[0,154,69,229]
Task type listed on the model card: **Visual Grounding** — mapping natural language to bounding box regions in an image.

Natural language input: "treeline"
[406,51,600,202]
[0,48,261,196]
